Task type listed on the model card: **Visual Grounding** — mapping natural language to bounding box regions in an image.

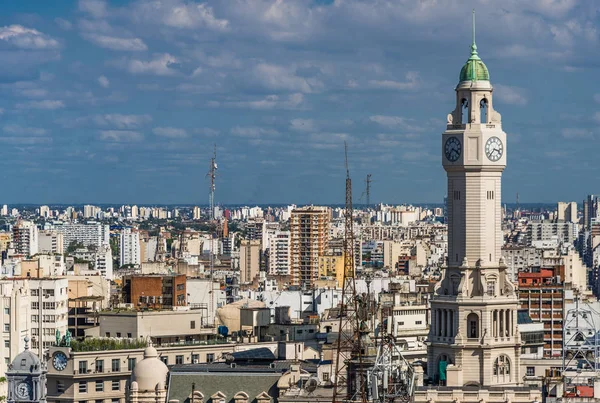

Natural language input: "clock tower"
[6,337,47,403]
[426,12,521,387]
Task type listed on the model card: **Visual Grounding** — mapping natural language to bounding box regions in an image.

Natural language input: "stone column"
[506,309,511,336]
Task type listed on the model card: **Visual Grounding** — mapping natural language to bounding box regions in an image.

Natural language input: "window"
[45,289,55,296]
[31,289,39,296]
[95,360,103,373]
[79,381,87,393]
[323,372,330,382]
[43,302,55,310]
[526,367,535,376]
[127,358,136,371]
[95,381,103,392]
[415,321,423,325]
[3,324,8,332]
[494,355,511,377]
[191,354,199,364]
[111,359,120,372]
[190,321,196,329]
[112,381,120,391]
[112,400,120,403]
[176,355,184,365]
[57,381,65,393]
[31,302,39,310]
[487,281,496,296]
[95,400,103,403]
[127,333,132,338]
[105,332,110,337]
[4,308,9,314]
[4,340,9,348]
[206,354,214,363]
[467,313,479,339]
[116,332,121,337]
[398,321,404,326]
[160,356,168,365]
[79,361,88,374]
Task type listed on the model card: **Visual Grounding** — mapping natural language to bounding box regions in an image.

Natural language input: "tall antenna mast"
[365,174,372,209]
[333,142,368,403]
[206,144,217,326]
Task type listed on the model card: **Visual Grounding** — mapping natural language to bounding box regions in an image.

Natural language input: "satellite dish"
[304,377,319,393]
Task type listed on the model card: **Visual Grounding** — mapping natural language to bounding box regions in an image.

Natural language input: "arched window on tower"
[461,98,469,124]
[480,98,488,124]
[493,355,511,383]
[467,313,479,339]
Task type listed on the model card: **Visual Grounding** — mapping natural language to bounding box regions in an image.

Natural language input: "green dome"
[459,43,489,82]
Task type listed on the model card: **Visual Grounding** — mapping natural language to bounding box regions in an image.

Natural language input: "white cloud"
[369,72,419,90]
[83,34,147,51]
[55,18,73,31]
[153,127,188,138]
[0,25,59,50]
[494,84,528,106]
[290,118,315,132]
[127,54,178,76]
[93,114,151,129]
[561,128,593,139]
[195,128,220,136]
[133,1,229,31]
[79,0,108,18]
[211,94,305,110]
[97,75,110,88]
[99,130,142,142]
[3,124,46,136]
[369,115,422,132]
[231,126,278,138]
[253,63,320,93]
[16,100,65,110]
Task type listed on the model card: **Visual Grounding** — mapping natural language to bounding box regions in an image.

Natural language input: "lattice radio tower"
[364,174,372,209]
[332,143,368,403]
[206,144,217,325]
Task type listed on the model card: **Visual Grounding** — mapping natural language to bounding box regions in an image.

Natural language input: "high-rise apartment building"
[289,206,330,288]
[12,220,38,257]
[38,230,64,255]
[556,201,577,223]
[1,205,7,216]
[55,222,110,252]
[584,194,600,230]
[120,228,141,267]
[83,205,100,218]
[239,240,260,284]
[192,206,201,220]
[29,278,69,353]
[268,230,290,275]
[39,205,50,218]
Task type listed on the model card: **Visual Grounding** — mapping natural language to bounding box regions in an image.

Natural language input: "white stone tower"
[427,11,521,387]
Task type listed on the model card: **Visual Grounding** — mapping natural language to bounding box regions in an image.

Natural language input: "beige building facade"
[240,239,260,284]
[289,206,330,288]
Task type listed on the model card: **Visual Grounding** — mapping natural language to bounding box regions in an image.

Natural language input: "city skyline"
[0,1,598,204]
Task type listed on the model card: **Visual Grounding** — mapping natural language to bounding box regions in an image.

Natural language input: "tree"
[66,241,84,254]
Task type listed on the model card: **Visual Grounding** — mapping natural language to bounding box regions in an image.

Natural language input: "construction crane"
[332,142,369,403]
[206,144,217,326]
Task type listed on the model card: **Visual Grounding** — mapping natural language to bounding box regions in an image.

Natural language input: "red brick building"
[122,274,186,309]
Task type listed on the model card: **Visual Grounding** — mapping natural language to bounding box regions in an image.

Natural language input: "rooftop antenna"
[206,144,218,326]
[332,142,368,403]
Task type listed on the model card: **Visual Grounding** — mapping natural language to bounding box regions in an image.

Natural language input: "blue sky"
[0,0,598,205]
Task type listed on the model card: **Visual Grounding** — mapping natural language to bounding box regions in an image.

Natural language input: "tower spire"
[470,9,478,56]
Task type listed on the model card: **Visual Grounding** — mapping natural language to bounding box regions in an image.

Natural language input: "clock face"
[52,351,68,371]
[444,136,461,162]
[16,381,32,399]
[485,136,503,162]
